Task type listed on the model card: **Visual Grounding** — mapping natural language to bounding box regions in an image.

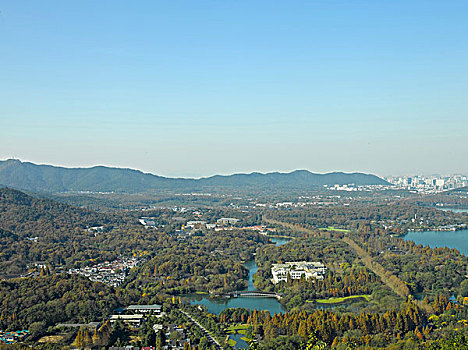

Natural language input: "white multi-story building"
[271,261,327,284]
[385,174,468,193]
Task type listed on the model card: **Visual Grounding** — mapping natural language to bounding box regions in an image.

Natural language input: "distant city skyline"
[1,1,467,177]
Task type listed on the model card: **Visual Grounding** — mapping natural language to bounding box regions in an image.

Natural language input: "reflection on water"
[244,260,258,291]
[187,293,285,315]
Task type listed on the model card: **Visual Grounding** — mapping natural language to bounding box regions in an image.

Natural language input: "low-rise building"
[139,218,156,227]
[271,261,327,284]
[109,314,144,326]
[124,304,162,315]
[217,218,239,225]
[185,221,206,229]
[68,256,143,287]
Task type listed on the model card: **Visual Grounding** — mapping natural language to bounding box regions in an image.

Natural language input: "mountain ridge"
[0,159,389,193]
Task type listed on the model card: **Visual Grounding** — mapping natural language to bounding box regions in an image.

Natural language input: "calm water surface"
[438,208,468,213]
[229,333,248,349]
[187,237,290,315]
[404,229,468,255]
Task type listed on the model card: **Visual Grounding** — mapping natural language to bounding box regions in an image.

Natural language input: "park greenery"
[1,186,468,349]
[123,230,269,297]
[264,202,468,235]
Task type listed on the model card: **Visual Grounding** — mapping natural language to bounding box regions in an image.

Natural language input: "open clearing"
[310,294,371,304]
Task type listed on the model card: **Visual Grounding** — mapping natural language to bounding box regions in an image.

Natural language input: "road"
[264,217,411,299]
[179,309,224,350]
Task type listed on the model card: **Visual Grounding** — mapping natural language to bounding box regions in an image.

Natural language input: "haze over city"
[1,1,467,177]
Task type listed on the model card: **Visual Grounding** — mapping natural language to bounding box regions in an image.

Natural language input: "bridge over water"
[227,290,282,300]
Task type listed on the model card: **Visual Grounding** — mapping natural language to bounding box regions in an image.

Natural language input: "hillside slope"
[0,187,108,238]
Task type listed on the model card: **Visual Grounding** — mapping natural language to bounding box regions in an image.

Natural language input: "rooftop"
[126,304,162,310]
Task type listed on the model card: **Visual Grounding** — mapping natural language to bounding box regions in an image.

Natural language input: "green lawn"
[319,226,351,233]
[309,294,371,304]
[227,324,250,334]
[227,338,237,347]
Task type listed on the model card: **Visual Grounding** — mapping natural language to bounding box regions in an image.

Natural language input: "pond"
[186,237,290,315]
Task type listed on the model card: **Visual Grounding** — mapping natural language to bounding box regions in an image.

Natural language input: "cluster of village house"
[140,217,241,229]
[140,216,276,235]
[67,256,143,287]
[271,261,327,284]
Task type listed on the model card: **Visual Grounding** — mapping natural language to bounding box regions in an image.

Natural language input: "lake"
[404,229,468,255]
[187,237,290,315]
[437,208,468,213]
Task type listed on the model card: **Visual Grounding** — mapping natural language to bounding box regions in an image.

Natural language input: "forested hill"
[0,159,389,193]
[202,170,388,188]
[0,187,124,276]
[0,187,109,238]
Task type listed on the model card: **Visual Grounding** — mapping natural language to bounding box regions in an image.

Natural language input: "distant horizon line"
[0,158,381,180]
[1,158,465,180]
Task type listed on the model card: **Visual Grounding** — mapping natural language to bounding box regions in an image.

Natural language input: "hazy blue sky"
[1,1,467,177]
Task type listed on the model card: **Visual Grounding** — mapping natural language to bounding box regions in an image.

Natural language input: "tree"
[297,321,307,339]
[199,336,210,349]
[108,320,130,346]
[458,279,468,297]
[75,327,93,349]
[29,321,47,339]
[155,328,165,350]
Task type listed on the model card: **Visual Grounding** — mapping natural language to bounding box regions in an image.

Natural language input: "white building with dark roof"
[124,304,162,314]
[271,261,326,284]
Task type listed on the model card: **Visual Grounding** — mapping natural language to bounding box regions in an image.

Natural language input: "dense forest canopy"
[1,187,468,349]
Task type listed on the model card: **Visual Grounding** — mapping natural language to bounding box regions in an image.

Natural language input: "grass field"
[227,324,250,334]
[309,294,371,304]
[319,226,351,233]
[38,335,64,344]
